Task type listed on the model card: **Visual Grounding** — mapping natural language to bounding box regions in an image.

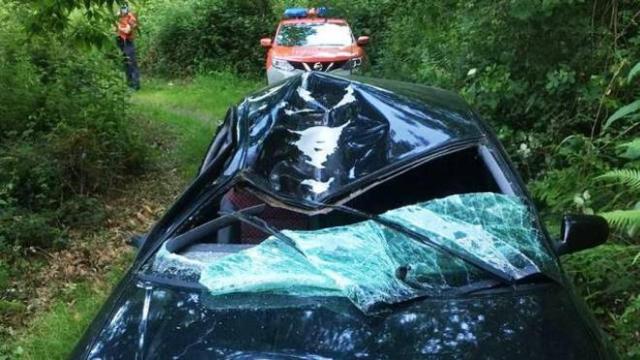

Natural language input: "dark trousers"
[117,38,140,90]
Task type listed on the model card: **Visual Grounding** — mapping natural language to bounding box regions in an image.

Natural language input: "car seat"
[217,187,308,244]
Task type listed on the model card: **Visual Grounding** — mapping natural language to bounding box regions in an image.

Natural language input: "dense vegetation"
[0,4,148,247]
[138,0,274,75]
[0,0,150,350]
[1,0,639,358]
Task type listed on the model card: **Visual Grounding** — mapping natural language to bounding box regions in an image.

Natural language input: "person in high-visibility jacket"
[116,4,140,90]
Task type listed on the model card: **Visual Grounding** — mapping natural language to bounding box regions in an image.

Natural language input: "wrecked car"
[72,73,616,359]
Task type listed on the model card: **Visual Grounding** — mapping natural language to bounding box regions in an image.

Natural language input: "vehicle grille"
[289,60,350,72]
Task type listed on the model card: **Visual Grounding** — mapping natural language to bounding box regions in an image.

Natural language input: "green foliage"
[600,209,640,233]
[0,16,149,249]
[597,169,640,192]
[565,244,640,356]
[139,0,275,76]
[604,100,640,130]
[0,210,64,249]
[566,245,640,303]
[613,295,640,358]
[0,261,9,290]
[627,61,640,83]
[9,282,112,360]
[594,166,640,235]
[8,0,120,35]
[618,138,640,160]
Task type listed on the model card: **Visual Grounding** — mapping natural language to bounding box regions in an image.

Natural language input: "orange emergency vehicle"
[260,7,369,84]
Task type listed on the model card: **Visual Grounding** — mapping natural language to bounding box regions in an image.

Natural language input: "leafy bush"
[565,244,640,357]
[139,0,275,76]
[613,295,640,358]
[0,210,64,250]
[0,261,9,290]
[565,245,640,316]
[0,25,148,249]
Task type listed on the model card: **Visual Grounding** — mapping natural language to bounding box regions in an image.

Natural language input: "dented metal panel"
[217,72,485,205]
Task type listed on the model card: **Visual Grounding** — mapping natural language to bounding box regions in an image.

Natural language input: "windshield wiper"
[164,204,266,254]
[220,208,309,257]
[455,273,554,296]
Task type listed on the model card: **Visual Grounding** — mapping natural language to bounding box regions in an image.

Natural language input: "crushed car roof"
[217,72,489,205]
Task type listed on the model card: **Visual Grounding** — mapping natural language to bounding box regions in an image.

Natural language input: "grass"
[8,259,131,360]
[3,72,260,359]
[133,72,260,178]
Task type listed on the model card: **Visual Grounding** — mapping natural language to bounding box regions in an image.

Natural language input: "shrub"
[613,295,640,358]
[0,27,149,249]
[0,210,64,249]
[565,244,640,357]
[140,0,275,77]
[0,260,9,290]
[565,245,640,315]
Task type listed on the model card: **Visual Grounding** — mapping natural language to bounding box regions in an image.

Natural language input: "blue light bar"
[315,7,329,17]
[284,7,308,19]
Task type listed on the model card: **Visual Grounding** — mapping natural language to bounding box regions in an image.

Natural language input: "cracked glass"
[152,192,556,313]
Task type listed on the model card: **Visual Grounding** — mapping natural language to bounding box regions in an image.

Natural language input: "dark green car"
[72,73,616,359]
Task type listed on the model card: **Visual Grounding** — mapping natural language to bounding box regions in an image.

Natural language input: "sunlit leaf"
[603,100,640,130]
[628,62,640,83]
[618,138,640,160]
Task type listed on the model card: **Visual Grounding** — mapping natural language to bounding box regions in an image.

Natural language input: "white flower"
[467,68,477,77]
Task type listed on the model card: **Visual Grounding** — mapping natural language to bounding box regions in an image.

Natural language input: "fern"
[596,169,640,192]
[599,209,640,232]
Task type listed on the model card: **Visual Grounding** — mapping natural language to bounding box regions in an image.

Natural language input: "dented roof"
[215,72,488,204]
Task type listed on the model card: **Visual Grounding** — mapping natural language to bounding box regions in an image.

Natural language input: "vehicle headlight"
[272,58,294,72]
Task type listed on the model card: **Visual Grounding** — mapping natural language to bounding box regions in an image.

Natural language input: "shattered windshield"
[149,192,558,314]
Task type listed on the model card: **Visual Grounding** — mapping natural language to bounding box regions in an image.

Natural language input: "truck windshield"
[276,23,353,47]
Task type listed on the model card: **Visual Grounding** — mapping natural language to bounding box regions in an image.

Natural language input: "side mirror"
[260,38,272,48]
[357,36,370,46]
[555,214,609,256]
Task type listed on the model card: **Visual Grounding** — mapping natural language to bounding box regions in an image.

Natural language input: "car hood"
[72,274,614,359]
[271,44,363,62]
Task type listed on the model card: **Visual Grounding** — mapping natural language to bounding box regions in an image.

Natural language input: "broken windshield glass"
[150,192,557,313]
